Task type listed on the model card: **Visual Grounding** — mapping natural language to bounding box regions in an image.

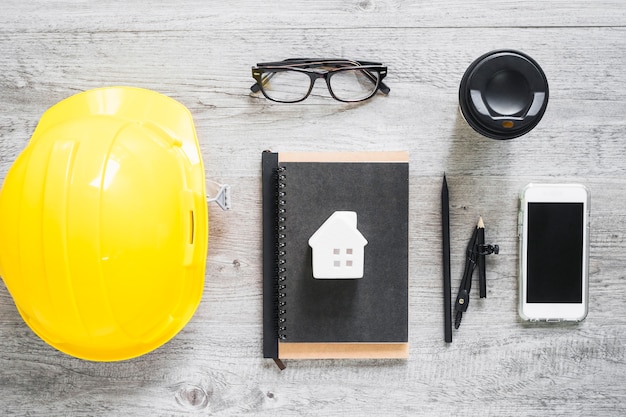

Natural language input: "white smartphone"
[518,183,590,322]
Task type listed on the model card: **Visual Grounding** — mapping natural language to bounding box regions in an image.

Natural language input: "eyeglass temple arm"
[378,79,390,95]
[257,58,384,66]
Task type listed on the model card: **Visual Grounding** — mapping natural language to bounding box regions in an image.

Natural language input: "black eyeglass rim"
[252,67,387,103]
[250,58,390,103]
[252,65,388,102]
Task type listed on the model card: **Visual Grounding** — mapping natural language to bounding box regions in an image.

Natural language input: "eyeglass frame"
[250,58,390,103]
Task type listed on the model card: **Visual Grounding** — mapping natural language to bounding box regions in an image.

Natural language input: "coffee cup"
[459,50,549,140]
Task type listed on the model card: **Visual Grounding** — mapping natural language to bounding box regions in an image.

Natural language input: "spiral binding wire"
[276,166,288,340]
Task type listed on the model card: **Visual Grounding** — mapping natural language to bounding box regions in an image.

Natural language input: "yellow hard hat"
[0,87,208,361]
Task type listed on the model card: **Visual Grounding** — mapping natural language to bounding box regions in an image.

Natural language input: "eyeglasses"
[250,58,390,103]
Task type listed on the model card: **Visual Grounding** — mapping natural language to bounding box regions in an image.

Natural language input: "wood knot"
[174,383,210,410]
[356,0,374,11]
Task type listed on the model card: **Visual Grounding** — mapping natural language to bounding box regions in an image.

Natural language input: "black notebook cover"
[262,151,409,358]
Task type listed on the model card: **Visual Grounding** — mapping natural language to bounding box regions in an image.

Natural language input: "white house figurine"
[308,211,368,279]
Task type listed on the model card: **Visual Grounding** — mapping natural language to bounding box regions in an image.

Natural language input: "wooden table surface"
[1,1,626,415]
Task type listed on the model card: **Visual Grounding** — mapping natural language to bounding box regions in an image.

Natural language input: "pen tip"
[477,216,484,228]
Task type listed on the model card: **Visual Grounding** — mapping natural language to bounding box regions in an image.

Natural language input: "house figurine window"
[308,211,368,279]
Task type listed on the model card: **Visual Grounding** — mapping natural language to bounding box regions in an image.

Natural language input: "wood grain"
[1,1,626,416]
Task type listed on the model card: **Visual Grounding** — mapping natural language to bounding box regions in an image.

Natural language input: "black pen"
[441,174,452,343]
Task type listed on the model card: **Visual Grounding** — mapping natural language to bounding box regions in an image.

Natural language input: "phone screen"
[527,202,584,303]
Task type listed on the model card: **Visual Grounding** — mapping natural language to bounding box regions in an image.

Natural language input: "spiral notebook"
[262,151,409,362]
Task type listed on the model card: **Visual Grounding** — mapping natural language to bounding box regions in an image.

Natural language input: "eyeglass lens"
[329,69,380,102]
[260,68,381,102]
[260,71,312,102]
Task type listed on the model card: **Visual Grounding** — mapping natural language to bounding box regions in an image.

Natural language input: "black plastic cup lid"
[459,50,549,140]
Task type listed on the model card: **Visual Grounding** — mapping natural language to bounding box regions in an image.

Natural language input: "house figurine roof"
[308,211,368,279]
